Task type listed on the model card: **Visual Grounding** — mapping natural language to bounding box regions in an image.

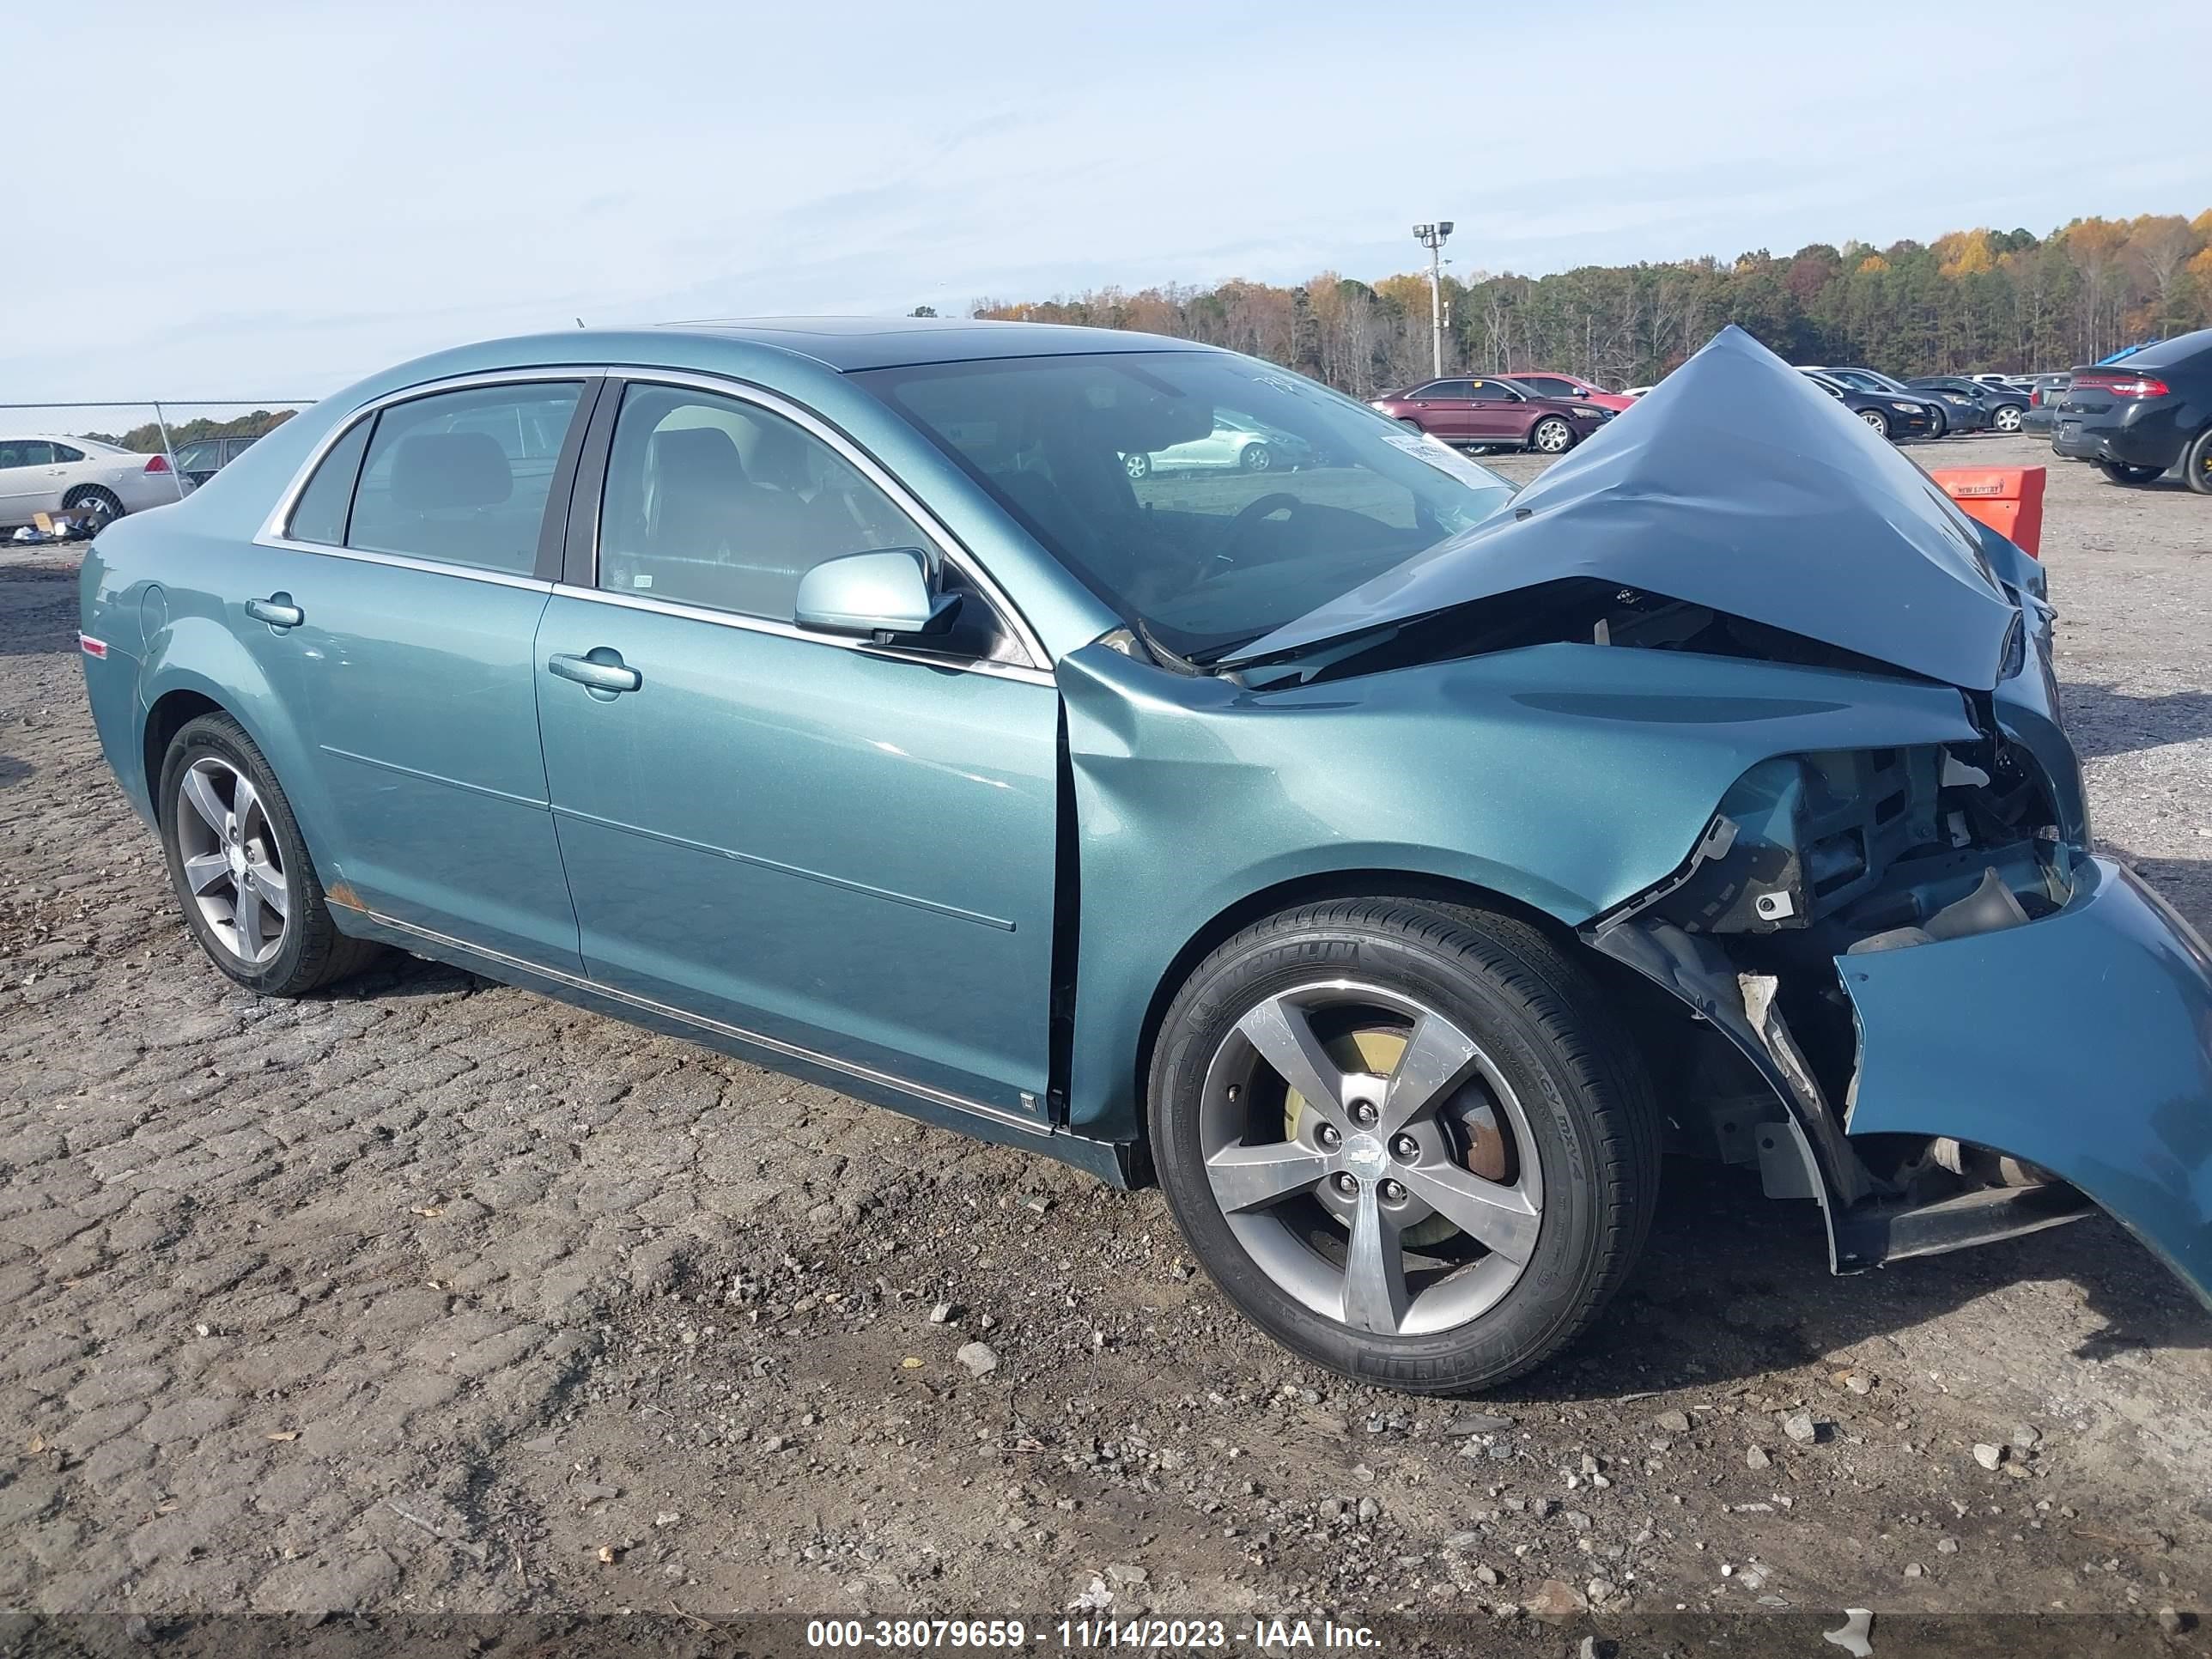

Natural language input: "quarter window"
[345,382,583,574]
[596,383,933,623]
[51,443,84,463]
[284,416,373,545]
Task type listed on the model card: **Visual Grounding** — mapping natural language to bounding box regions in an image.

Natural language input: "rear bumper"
[2050,401,2196,470]
[1841,856,2212,1309]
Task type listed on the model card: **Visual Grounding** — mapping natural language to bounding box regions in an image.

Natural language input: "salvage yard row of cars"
[76,316,2212,1394]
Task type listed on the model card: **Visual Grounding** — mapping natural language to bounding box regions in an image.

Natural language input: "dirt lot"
[2,435,2209,1650]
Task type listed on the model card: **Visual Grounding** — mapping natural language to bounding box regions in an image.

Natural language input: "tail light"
[2028,388,2042,407]
[143,453,171,474]
[2074,372,2170,399]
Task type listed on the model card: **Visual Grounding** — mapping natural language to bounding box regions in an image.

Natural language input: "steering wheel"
[1217,492,1303,562]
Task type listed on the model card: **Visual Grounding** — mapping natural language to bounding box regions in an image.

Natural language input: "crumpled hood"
[1226,325,2023,691]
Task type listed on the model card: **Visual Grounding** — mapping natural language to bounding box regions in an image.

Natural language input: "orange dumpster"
[1928,465,2045,557]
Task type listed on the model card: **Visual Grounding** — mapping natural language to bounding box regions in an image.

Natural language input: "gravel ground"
[1,434,2208,1650]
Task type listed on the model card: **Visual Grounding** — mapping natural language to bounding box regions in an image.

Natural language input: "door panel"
[293,559,583,970]
[1466,382,1528,442]
[534,596,1060,1111]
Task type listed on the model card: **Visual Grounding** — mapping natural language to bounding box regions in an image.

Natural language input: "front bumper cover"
[1842,856,2212,1309]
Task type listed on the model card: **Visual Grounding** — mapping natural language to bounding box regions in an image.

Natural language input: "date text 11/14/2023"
[803,1618,1381,1650]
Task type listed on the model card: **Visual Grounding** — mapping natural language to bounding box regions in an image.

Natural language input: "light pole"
[1413,222,1454,378]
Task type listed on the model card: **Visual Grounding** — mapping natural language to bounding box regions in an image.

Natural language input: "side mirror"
[793,548,960,643]
[1574,387,1590,398]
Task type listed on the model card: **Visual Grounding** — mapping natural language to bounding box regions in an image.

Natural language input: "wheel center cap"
[228,845,248,881]
[1341,1133,1387,1180]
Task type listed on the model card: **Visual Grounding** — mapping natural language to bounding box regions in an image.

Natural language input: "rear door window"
[344,382,584,574]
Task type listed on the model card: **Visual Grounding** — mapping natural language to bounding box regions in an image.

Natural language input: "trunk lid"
[1221,325,2022,691]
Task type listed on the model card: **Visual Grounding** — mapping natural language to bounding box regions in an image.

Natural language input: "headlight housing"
[1890,401,1923,413]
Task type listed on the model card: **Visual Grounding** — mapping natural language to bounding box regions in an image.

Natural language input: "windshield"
[860,350,1516,662]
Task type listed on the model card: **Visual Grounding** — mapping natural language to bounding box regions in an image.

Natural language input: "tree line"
[82,408,295,453]
[972,211,2212,395]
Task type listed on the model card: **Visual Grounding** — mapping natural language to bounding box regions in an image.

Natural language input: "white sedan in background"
[0,434,191,529]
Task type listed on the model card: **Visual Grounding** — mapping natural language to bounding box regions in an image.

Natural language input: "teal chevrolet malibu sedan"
[80,318,2212,1393]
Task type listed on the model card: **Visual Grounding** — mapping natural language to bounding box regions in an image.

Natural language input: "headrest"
[390,431,512,511]
[650,424,746,488]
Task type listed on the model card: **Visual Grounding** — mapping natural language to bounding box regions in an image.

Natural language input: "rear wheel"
[2185,428,2212,496]
[63,485,124,526]
[1149,900,1659,1393]
[1530,416,1574,455]
[157,713,384,996]
[1123,451,1152,480]
[2096,459,2166,485]
[1992,404,2024,433]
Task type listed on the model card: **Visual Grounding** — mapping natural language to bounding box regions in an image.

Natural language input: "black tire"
[2096,459,2165,485]
[63,485,125,525]
[1123,451,1152,481]
[1148,899,1660,1394]
[157,712,385,996]
[1239,443,1273,472]
[1928,405,1948,439]
[2185,428,2212,497]
[1859,408,1891,440]
[1528,416,1575,455]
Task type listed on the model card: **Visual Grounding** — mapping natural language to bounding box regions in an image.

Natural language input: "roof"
[646,315,1212,373]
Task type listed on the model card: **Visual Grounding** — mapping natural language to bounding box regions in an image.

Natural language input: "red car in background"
[1370,374,1615,454]
[1496,370,1638,413]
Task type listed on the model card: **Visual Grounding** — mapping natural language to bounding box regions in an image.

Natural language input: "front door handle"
[244,594,304,629]
[547,650,641,696]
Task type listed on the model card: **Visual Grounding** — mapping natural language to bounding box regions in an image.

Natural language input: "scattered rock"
[2012,1424,2041,1450]
[1106,1563,1148,1587]
[1449,1412,1516,1435]
[1835,1370,1875,1395]
[1586,1577,1617,1605]
[1904,1562,1924,1579]
[1972,1443,2005,1471]
[1747,1445,1771,1470]
[927,1302,954,1324]
[1523,1579,1585,1622]
[2158,1609,2185,1636]
[1936,1536,1958,1554]
[1473,1564,1499,1587]
[1784,1413,1820,1444]
[1656,1409,1692,1434]
[955,1341,1000,1377]
[1357,1496,1381,1523]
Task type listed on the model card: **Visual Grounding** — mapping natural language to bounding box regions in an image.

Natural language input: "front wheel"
[2096,459,2165,485]
[1148,900,1659,1393]
[1529,416,1574,454]
[158,713,385,996]
[2184,428,2212,496]
[1928,406,1949,438]
[1859,408,1891,440]
[1239,442,1273,472]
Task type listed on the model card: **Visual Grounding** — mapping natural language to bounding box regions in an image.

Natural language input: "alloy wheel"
[1197,981,1543,1337]
[1994,405,2023,432]
[173,755,290,966]
[1533,418,1571,453]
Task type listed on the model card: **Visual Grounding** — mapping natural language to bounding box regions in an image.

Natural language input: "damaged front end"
[1591,731,2212,1306]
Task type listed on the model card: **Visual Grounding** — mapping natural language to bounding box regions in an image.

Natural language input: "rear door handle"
[547,650,641,695]
[244,594,303,629]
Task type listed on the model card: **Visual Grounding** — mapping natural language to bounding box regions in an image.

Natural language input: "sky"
[4,0,2209,426]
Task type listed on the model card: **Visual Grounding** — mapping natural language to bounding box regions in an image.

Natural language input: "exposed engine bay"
[1587,725,2089,1269]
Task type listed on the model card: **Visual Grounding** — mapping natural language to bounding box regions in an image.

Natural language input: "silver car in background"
[1123,413,1317,478]
[0,434,191,529]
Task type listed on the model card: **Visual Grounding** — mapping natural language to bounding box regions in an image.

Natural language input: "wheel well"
[142,690,223,817]
[1130,872,1590,1157]
[63,483,120,507]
